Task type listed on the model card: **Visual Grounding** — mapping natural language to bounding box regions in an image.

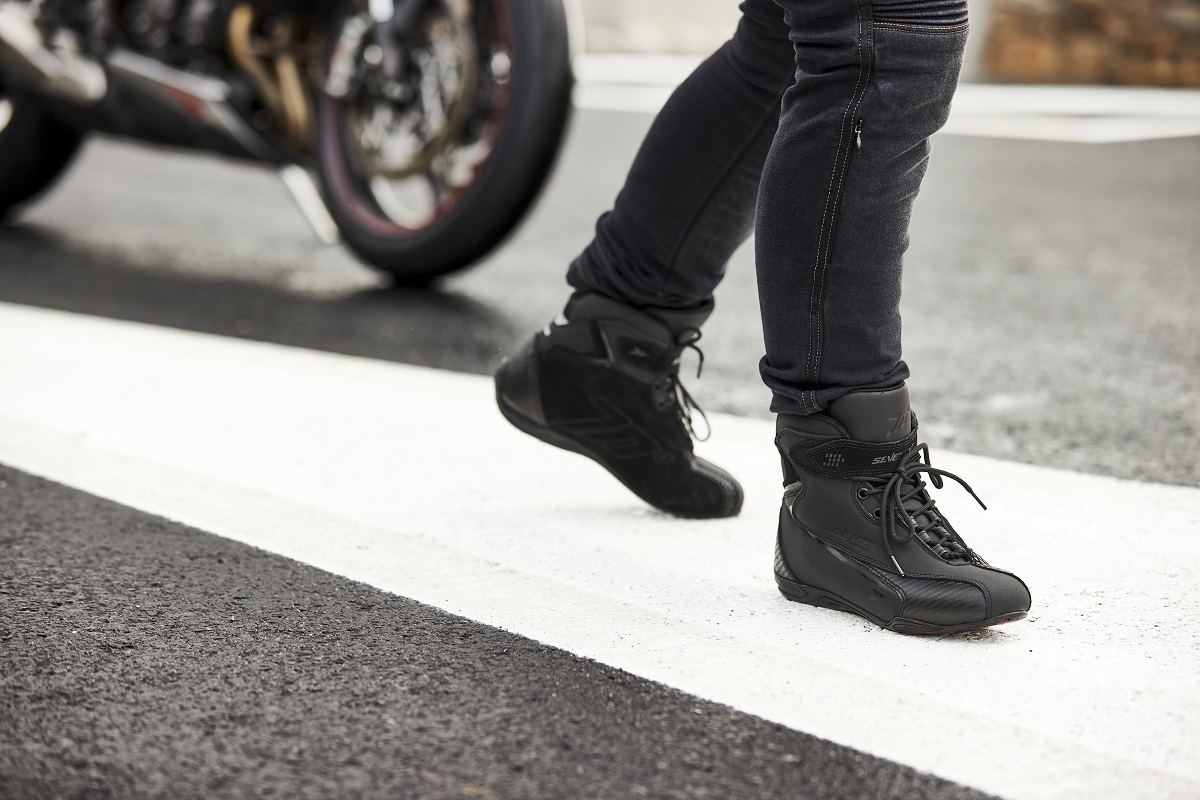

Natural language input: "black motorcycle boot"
[495,293,743,518]
[774,384,1030,634]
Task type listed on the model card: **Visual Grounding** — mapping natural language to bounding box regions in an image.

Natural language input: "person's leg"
[757,0,971,413]
[762,0,1031,632]
[495,0,794,518]
[567,0,794,310]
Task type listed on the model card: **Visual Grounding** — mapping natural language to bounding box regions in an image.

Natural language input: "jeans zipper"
[805,12,873,406]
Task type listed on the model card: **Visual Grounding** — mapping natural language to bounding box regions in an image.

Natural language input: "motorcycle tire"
[316,0,573,285]
[0,92,84,220]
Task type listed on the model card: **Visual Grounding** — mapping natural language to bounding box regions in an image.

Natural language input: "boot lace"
[667,327,710,442]
[853,443,986,575]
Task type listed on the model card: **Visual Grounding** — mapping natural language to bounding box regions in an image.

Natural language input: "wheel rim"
[322,0,514,236]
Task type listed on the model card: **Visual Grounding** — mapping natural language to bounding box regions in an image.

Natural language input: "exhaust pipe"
[0,1,106,104]
[0,2,282,160]
[107,48,282,161]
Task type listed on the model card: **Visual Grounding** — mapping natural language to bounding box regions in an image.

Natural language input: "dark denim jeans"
[567,0,970,415]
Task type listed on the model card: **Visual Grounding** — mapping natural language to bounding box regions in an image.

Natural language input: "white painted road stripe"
[1,302,1198,800]
[574,53,1200,143]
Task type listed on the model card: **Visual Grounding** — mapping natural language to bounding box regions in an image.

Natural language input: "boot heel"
[496,387,586,458]
[774,571,858,614]
[774,570,809,603]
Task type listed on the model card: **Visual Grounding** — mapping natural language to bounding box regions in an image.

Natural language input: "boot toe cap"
[982,568,1032,619]
[664,456,743,518]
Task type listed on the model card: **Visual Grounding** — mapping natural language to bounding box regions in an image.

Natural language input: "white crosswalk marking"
[1,302,1198,800]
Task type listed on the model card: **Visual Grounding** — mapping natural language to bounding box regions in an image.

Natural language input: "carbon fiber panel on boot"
[863,564,987,626]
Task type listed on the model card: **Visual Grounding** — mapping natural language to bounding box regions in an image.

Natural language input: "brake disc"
[343,1,478,181]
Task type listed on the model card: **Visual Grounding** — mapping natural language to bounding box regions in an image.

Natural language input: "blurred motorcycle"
[0,0,574,282]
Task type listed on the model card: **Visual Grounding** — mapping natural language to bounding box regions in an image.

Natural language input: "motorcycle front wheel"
[316,0,573,284]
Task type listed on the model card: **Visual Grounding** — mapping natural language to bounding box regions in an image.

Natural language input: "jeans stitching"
[803,0,872,413]
[802,7,861,412]
[815,8,874,383]
[873,22,969,33]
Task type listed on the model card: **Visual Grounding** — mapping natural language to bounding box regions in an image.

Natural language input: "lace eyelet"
[872,508,882,519]
[857,487,869,500]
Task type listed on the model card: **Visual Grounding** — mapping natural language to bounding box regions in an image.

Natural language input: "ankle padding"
[781,429,918,479]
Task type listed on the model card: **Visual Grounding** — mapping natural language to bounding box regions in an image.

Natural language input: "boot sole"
[775,569,1027,635]
[496,387,739,520]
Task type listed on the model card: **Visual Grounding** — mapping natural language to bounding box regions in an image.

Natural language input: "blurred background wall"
[986,0,1200,86]
[578,0,1200,87]
[578,0,741,53]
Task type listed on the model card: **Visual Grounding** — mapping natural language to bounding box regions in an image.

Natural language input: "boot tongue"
[827,385,913,443]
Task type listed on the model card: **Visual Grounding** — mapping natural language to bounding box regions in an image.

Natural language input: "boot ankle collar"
[566,293,713,337]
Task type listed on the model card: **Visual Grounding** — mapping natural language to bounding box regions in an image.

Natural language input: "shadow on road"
[0,223,521,375]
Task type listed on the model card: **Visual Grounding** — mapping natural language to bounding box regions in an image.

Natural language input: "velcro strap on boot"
[793,430,919,478]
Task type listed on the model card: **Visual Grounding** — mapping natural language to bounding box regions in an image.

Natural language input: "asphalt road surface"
[2,79,1199,800]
